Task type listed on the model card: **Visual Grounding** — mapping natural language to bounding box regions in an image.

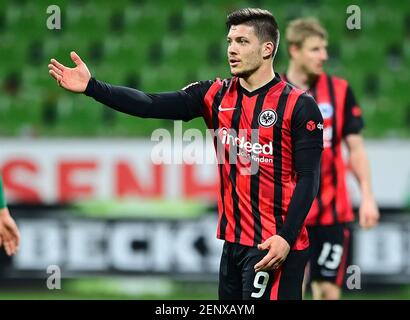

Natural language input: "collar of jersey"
[237,72,282,97]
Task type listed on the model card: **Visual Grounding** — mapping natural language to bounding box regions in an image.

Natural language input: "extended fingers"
[49,69,62,83]
[8,224,20,248]
[255,252,276,272]
[2,229,20,256]
[3,238,18,256]
[271,257,285,270]
[14,229,21,248]
[50,58,66,72]
[48,63,63,76]
[3,237,12,256]
[4,241,11,256]
[261,255,284,271]
[266,256,279,269]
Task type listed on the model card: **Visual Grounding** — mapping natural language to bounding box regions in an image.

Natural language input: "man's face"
[227,24,266,78]
[291,36,328,76]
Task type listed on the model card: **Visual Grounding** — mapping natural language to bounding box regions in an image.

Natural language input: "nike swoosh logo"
[218,105,236,112]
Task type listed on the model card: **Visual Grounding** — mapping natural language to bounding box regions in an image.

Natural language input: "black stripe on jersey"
[212,82,230,239]
[250,91,268,246]
[327,75,339,224]
[229,92,244,243]
[310,88,325,225]
[273,85,291,232]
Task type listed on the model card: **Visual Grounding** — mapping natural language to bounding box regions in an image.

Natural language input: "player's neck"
[239,64,276,93]
[286,61,317,91]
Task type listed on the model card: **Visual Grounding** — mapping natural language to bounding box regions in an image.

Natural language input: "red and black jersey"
[85,73,323,250]
[282,73,364,226]
[183,75,323,250]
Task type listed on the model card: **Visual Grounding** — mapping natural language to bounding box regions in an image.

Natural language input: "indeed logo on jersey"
[218,127,273,155]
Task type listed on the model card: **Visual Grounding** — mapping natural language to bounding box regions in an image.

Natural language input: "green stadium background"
[0,0,410,299]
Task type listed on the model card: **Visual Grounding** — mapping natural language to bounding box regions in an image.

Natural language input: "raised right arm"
[48,52,212,121]
[84,78,203,121]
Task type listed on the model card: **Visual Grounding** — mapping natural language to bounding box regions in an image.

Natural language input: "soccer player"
[0,175,20,256]
[48,8,323,300]
[283,18,380,300]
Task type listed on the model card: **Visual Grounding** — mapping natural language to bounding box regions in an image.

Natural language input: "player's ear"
[262,41,274,59]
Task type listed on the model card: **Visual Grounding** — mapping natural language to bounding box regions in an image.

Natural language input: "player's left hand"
[359,195,379,229]
[0,208,20,256]
[254,235,290,272]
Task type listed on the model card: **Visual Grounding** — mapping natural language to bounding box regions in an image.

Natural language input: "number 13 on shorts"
[317,242,343,270]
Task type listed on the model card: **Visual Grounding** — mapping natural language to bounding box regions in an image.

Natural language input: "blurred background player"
[0,175,20,256]
[282,18,380,300]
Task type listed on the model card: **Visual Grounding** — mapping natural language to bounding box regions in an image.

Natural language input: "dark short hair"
[226,8,280,57]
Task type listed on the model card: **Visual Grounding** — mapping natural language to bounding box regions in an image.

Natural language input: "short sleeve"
[343,85,364,136]
[291,94,324,151]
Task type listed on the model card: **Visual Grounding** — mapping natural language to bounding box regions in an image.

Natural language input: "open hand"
[254,235,290,272]
[0,208,20,256]
[48,51,91,93]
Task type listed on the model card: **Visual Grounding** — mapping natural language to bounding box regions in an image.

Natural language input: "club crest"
[258,109,277,128]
